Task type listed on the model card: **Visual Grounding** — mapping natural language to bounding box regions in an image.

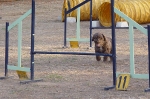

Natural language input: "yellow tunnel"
[61,0,119,22]
[98,0,150,27]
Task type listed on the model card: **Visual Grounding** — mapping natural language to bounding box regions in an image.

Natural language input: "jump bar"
[33,51,112,56]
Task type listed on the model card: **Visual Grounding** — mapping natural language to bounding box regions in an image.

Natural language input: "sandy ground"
[0,0,150,99]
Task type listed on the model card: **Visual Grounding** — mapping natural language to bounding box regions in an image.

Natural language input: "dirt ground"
[0,0,150,99]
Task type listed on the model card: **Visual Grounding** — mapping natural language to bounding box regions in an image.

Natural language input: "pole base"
[104,85,115,90]
[0,76,13,80]
[20,79,43,84]
[145,88,150,92]
[0,76,8,80]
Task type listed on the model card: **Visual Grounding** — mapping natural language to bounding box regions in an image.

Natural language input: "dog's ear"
[92,33,98,41]
[102,34,106,41]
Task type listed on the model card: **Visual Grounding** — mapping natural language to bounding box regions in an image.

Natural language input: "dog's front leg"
[96,56,101,61]
[103,56,108,61]
[104,49,112,62]
[103,49,109,61]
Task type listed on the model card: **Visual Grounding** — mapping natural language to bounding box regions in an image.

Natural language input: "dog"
[92,33,112,61]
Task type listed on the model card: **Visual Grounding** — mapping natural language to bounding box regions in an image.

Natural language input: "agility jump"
[2,0,150,92]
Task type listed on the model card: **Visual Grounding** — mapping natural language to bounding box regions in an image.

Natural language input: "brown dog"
[92,33,112,61]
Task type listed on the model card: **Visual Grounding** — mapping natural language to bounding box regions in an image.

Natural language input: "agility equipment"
[1,0,113,84]
[4,10,32,74]
[98,0,150,27]
[66,17,76,23]
[116,21,128,27]
[66,7,90,45]
[70,41,79,48]
[16,70,28,80]
[0,0,42,83]
[62,0,119,21]
[2,0,150,93]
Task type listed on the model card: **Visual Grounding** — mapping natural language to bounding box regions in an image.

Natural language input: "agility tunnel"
[98,0,150,27]
[61,0,120,21]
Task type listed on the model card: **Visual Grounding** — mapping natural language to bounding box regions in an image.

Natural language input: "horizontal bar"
[91,27,147,29]
[131,74,148,79]
[117,72,148,79]
[7,65,30,72]
[33,51,112,56]
[67,38,90,42]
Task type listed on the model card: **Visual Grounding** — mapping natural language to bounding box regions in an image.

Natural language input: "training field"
[0,0,150,99]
